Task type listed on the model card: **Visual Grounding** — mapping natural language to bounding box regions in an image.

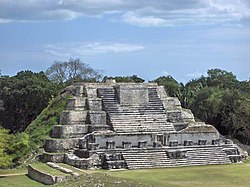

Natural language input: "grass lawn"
[0,167,27,175]
[0,175,44,187]
[106,163,250,187]
[1,163,250,187]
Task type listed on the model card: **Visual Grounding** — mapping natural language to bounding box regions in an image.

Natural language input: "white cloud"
[44,42,145,57]
[122,11,170,27]
[0,0,249,26]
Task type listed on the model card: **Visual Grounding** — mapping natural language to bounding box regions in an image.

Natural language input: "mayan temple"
[42,80,245,170]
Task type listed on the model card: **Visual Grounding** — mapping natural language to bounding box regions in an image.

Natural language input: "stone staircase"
[186,146,231,165]
[122,149,172,169]
[98,87,175,132]
[122,146,231,169]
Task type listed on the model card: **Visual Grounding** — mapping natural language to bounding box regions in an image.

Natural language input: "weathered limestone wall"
[87,111,106,124]
[95,133,155,148]
[44,138,79,153]
[66,97,87,110]
[87,98,102,110]
[60,111,88,125]
[167,109,195,123]
[168,132,218,145]
[115,85,149,105]
[51,125,88,138]
[85,86,98,97]
[157,86,181,109]
[64,153,101,169]
[43,152,65,163]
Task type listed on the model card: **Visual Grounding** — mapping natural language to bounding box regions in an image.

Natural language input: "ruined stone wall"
[95,133,155,148]
[168,132,219,146]
[28,165,69,185]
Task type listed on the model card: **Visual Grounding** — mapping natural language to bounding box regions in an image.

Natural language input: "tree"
[0,128,30,168]
[0,128,12,168]
[102,75,144,83]
[232,99,250,144]
[207,69,238,88]
[152,76,181,97]
[46,58,103,84]
[0,71,57,132]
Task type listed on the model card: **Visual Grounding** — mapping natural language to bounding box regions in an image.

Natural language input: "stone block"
[87,111,106,124]
[156,86,166,98]
[44,138,79,153]
[51,125,88,138]
[181,109,195,122]
[60,111,87,125]
[168,150,187,159]
[162,97,181,109]
[64,153,101,169]
[75,85,85,97]
[166,110,183,122]
[66,97,87,110]
[88,124,110,132]
[86,86,97,97]
[43,152,65,163]
[87,98,102,110]
[115,85,149,105]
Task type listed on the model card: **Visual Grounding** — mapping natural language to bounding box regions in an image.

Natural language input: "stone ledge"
[28,164,70,185]
[46,162,80,177]
[51,125,88,138]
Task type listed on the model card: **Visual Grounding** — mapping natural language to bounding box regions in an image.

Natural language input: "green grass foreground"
[1,163,250,187]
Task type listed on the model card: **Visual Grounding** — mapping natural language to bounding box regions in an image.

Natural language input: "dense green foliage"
[0,129,30,168]
[0,95,69,168]
[154,69,250,144]
[102,75,145,83]
[0,129,12,168]
[0,71,57,132]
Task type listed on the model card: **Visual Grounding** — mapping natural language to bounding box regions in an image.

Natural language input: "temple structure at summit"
[43,80,245,169]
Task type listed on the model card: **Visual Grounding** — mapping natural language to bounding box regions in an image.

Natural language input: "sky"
[0,0,249,83]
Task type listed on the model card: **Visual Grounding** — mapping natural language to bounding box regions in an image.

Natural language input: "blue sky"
[0,0,249,83]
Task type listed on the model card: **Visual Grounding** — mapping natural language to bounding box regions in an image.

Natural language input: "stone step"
[122,146,231,169]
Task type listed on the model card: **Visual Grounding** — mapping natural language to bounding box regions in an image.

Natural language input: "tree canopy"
[0,71,57,132]
[102,75,145,83]
[46,58,103,85]
[152,76,181,97]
